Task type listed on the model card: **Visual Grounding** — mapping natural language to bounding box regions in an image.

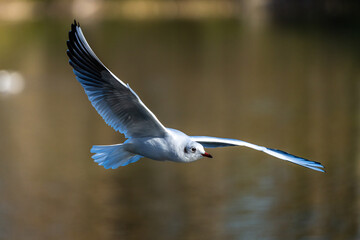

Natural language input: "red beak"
[201,152,213,158]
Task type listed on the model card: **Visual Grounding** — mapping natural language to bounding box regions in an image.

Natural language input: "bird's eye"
[191,147,196,152]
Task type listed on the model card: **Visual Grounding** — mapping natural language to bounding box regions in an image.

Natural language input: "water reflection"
[0,20,358,239]
[0,70,24,96]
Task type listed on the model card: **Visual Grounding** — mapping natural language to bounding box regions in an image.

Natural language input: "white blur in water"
[0,70,25,96]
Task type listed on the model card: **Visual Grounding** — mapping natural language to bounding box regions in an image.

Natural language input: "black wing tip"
[73,19,80,27]
[69,20,80,36]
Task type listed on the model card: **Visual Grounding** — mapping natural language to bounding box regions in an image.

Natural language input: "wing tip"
[67,19,107,74]
[266,148,325,173]
[72,19,80,28]
[69,20,78,36]
[308,166,326,173]
[69,20,80,40]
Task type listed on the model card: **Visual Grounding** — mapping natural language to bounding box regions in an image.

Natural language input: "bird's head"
[184,141,212,161]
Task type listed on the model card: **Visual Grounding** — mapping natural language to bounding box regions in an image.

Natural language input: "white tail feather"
[91,144,142,169]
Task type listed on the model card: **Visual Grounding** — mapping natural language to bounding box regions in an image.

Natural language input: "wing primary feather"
[73,69,103,84]
[67,51,100,77]
[73,32,104,71]
[67,42,102,76]
[67,40,98,72]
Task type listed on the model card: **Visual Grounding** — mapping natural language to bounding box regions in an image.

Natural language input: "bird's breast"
[125,137,182,161]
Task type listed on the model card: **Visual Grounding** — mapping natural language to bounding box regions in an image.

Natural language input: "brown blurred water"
[0,19,359,239]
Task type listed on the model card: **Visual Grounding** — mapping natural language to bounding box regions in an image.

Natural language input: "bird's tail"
[91,144,142,169]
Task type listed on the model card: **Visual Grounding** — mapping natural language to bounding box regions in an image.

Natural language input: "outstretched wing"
[191,136,325,172]
[67,20,167,138]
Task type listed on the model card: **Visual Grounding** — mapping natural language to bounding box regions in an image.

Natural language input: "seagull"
[67,21,325,172]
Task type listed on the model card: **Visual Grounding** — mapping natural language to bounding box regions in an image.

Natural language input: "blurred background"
[0,0,359,239]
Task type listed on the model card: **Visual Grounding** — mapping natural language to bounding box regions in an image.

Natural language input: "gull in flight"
[67,21,324,172]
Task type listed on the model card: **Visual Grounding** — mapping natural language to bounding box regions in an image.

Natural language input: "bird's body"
[125,128,201,162]
[67,20,325,172]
